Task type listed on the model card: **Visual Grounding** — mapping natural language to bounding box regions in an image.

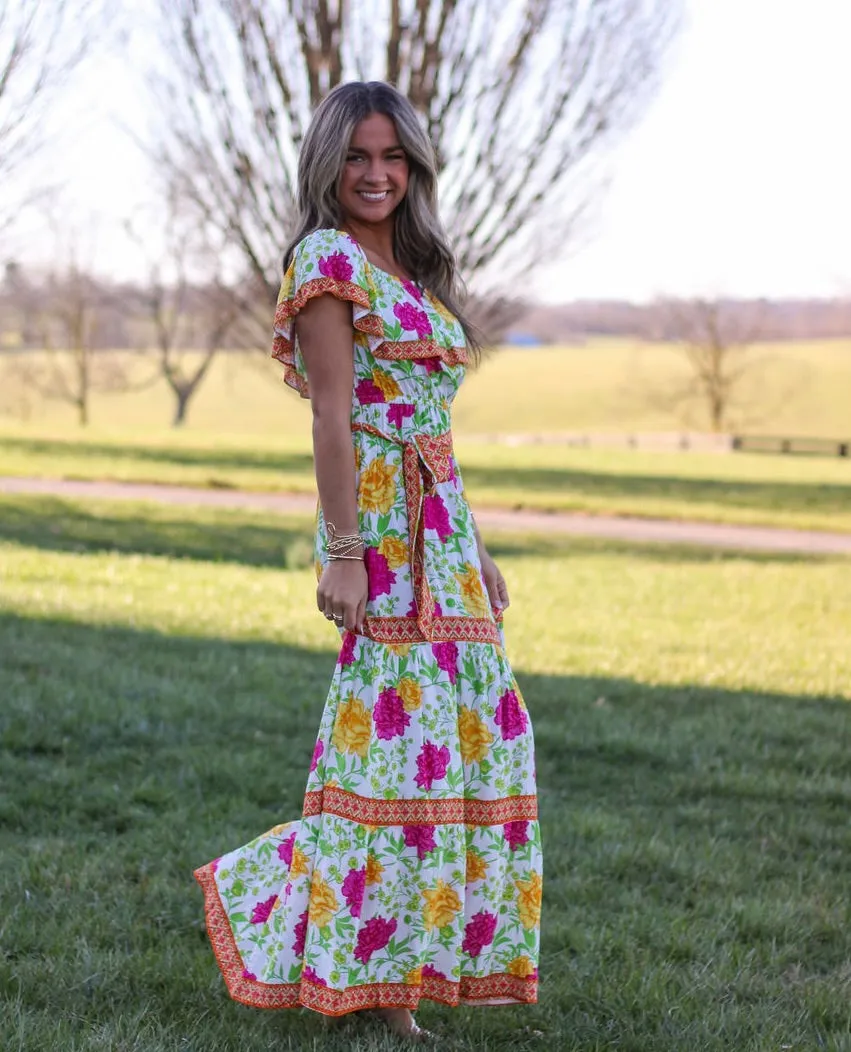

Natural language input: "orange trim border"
[301,786,538,825]
[194,864,537,1015]
[270,277,469,400]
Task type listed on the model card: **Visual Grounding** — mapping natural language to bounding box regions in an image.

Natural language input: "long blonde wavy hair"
[283,81,479,356]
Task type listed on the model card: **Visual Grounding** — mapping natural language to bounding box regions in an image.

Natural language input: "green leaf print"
[385,320,403,340]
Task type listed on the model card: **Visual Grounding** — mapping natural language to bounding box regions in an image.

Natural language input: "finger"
[498,575,510,609]
[355,594,367,635]
[342,602,358,632]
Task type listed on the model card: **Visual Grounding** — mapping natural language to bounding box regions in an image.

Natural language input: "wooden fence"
[473,432,850,458]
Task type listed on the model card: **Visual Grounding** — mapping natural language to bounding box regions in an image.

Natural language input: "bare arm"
[295,294,368,633]
[472,514,510,612]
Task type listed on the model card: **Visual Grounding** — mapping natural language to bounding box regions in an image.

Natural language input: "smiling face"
[337,112,409,230]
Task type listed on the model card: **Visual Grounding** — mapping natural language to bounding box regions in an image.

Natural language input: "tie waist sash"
[351,420,501,646]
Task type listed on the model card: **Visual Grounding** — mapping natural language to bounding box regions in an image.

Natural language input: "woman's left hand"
[479,548,510,612]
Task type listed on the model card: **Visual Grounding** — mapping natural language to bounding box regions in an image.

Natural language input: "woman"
[194,81,542,1043]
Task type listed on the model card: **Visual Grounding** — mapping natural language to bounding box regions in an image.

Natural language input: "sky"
[7,0,851,304]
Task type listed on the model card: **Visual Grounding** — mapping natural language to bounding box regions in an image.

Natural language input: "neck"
[341,217,396,261]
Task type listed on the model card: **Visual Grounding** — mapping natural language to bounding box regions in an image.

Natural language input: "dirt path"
[2,475,850,556]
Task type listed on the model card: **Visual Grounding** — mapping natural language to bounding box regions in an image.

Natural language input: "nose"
[364,157,388,184]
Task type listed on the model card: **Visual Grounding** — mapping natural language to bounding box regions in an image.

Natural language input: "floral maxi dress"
[194,229,542,1016]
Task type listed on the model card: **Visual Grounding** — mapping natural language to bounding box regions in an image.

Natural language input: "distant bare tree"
[0,0,95,230]
[5,257,147,426]
[127,202,242,427]
[646,297,772,432]
[152,0,682,317]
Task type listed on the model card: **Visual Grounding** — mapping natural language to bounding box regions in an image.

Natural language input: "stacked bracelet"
[326,521,365,561]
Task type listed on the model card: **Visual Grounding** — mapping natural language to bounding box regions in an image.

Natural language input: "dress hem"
[194,863,538,1015]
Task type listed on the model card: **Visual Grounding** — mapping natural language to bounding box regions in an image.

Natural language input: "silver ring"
[332,614,344,624]
[324,613,334,621]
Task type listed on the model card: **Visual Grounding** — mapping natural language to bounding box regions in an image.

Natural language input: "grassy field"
[1,493,850,1051]
[2,427,851,534]
[2,339,850,438]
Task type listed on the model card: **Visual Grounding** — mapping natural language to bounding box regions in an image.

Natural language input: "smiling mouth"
[358,191,389,202]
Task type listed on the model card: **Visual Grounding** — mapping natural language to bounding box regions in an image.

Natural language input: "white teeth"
[360,191,388,201]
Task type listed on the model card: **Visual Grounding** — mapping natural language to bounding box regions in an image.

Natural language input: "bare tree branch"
[0,0,96,228]
[150,0,682,313]
[647,297,771,432]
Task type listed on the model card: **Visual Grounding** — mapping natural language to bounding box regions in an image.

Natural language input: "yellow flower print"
[515,871,543,931]
[365,853,384,885]
[290,844,309,876]
[308,872,339,929]
[353,443,362,470]
[372,368,402,400]
[332,695,372,758]
[277,271,294,303]
[507,956,536,978]
[454,562,491,618]
[405,966,423,985]
[458,706,494,765]
[378,535,410,569]
[465,850,488,883]
[397,676,423,712]
[427,291,457,326]
[387,643,411,657]
[268,823,292,836]
[358,455,398,514]
[422,878,462,931]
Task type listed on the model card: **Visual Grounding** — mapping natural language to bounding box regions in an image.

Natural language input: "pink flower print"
[241,968,257,980]
[448,458,457,484]
[338,632,357,667]
[373,687,411,740]
[415,741,451,790]
[309,739,324,773]
[341,867,366,918]
[355,377,386,404]
[302,965,327,986]
[277,831,296,866]
[403,824,437,860]
[318,251,353,282]
[364,546,396,600]
[422,964,446,979]
[423,492,452,542]
[432,641,459,684]
[394,301,432,338]
[402,279,424,303]
[354,916,397,964]
[494,689,528,741]
[211,858,220,874]
[433,599,443,617]
[421,357,442,373]
[461,910,498,958]
[250,894,278,925]
[387,402,415,429]
[503,820,530,851]
[407,597,419,617]
[292,909,309,956]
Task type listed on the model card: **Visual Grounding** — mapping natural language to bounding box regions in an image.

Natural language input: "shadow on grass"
[0,495,315,569]
[0,494,838,570]
[1,610,849,1051]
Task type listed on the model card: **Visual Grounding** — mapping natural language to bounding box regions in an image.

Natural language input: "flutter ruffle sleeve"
[272,229,383,398]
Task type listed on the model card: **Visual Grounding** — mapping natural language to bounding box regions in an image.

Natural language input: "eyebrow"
[347,145,404,154]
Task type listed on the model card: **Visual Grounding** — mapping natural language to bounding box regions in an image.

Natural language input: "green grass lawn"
[2,428,851,533]
[1,494,850,1051]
